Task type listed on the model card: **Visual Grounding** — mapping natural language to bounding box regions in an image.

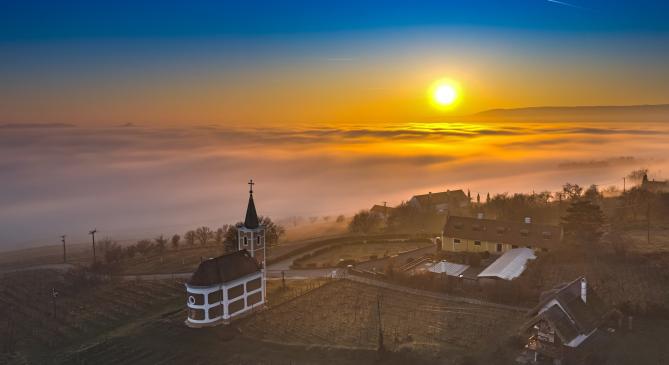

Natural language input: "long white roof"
[428,261,470,277]
[477,248,536,280]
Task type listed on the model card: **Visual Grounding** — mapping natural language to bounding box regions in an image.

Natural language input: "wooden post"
[377,294,384,352]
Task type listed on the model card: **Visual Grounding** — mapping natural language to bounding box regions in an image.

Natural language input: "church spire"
[244,179,260,229]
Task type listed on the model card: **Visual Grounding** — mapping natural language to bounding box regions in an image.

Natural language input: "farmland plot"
[242,280,525,361]
[0,269,184,363]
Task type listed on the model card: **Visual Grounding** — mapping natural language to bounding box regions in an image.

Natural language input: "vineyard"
[242,280,525,362]
[292,240,432,269]
[0,269,185,363]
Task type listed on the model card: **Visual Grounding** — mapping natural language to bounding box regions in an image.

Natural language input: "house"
[441,215,562,254]
[520,277,614,364]
[409,189,469,213]
[370,204,395,218]
[641,173,669,193]
[477,247,536,281]
[185,181,266,327]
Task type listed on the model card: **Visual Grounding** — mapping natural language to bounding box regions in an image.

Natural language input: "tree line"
[97,216,285,266]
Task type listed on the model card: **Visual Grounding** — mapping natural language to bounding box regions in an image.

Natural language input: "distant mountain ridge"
[471,104,669,123]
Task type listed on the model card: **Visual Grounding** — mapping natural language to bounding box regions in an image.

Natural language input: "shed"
[477,247,536,281]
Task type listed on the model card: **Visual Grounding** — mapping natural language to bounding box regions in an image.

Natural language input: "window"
[188,308,204,320]
[209,305,222,319]
[228,299,245,315]
[243,237,248,246]
[228,284,244,299]
[496,243,502,252]
[542,232,552,240]
[247,292,262,306]
[520,229,529,237]
[187,293,204,305]
[208,290,222,304]
[454,238,461,244]
[474,241,481,246]
[246,277,262,292]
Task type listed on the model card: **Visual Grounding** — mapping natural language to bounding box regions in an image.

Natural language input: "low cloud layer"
[1,122,668,250]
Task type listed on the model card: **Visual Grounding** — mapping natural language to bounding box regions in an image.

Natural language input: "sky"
[1,1,669,249]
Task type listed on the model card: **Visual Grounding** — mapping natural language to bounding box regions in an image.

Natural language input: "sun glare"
[430,79,461,110]
[435,85,457,105]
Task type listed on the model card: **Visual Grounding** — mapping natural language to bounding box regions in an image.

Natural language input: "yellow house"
[441,215,562,254]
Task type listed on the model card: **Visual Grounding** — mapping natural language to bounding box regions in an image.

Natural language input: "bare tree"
[154,235,167,253]
[259,216,286,246]
[627,168,649,184]
[195,226,214,246]
[348,210,382,234]
[214,226,228,246]
[562,183,583,201]
[171,234,181,250]
[185,230,196,246]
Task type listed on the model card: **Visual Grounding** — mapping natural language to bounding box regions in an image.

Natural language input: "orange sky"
[2,30,669,127]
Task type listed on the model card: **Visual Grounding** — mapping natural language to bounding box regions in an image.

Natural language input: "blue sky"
[2,0,669,41]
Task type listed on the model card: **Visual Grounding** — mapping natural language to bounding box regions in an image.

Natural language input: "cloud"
[0,123,75,129]
[546,0,586,10]
[1,122,668,250]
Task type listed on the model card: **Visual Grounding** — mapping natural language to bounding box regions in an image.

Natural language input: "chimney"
[580,277,587,303]
[477,212,484,219]
[524,217,531,224]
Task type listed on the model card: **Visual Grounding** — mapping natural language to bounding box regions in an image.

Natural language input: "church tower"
[238,179,266,267]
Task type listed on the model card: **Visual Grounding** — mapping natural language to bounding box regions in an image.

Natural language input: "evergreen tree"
[561,199,605,244]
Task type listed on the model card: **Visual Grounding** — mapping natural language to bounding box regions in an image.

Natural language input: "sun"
[429,79,461,110]
[434,84,457,105]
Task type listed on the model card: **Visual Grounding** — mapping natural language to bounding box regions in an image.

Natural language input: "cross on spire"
[248,179,255,194]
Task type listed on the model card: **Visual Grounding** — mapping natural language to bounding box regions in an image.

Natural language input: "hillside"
[470,104,669,123]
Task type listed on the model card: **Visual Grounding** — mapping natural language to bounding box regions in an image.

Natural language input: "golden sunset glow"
[434,84,457,105]
[429,79,461,111]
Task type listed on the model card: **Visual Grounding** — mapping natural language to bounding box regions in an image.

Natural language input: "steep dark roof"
[411,190,468,208]
[244,193,260,229]
[188,250,260,287]
[370,204,395,216]
[524,277,610,344]
[443,215,562,249]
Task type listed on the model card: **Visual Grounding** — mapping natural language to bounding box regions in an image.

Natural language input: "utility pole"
[647,201,651,246]
[89,229,97,264]
[61,235,67,263]
[623,177,626,193]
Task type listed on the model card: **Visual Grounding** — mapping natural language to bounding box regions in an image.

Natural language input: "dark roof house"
[409,190,469,212]
[521,277,615,364]
[641,173,669,193]
[370,204,396,217]
[188,250,261,287]
[442,215,562,249]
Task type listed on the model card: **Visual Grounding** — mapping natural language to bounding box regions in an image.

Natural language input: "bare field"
[625,227,669,253]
